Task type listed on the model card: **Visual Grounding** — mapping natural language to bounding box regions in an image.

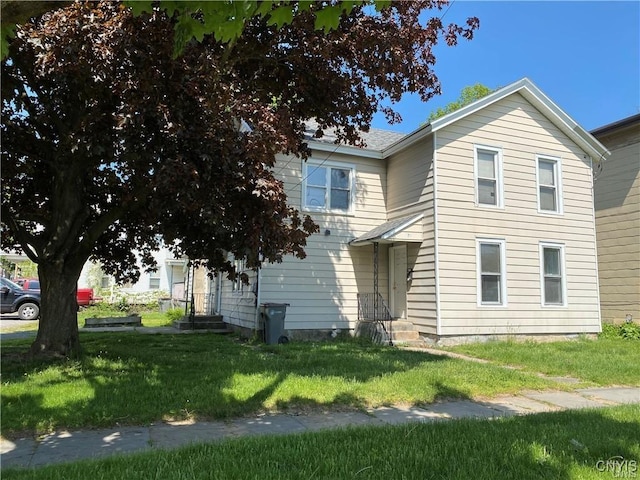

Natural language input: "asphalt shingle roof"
[303,119,405,152]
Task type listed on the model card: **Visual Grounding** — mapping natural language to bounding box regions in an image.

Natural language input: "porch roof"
[349,213,424,246]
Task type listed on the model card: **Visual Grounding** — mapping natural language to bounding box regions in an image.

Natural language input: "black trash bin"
[260,303,290,344]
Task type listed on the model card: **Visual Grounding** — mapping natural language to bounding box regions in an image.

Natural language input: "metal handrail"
[357,293,394,345]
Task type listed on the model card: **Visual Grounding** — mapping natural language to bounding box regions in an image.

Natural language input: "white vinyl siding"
[537,155,563,214]
[303,160,355,214]
[475,146,503,207]
[540,243,566,306]
[220,150,389,331]
[434,92,600,336]
[477,239,507,306]
[387,138,437,333]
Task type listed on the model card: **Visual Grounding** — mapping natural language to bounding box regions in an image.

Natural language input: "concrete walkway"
[2,386,638,470]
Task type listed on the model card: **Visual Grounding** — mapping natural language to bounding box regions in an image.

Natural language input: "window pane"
[481,243,501,273]
[478,179,497,205]
[330,168,350,189]
[306,186,326,208]
[481,275,500,303]
[539,160,555,186]
[539,186,557,211]
[477,151,496,178]
[544,278,563,304]
[330,189,350,210]
[543,248,560,275]
[307,167,326,186]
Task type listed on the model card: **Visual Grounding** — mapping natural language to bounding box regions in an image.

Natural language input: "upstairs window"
[537,156,563,214]
[303,161,354,213]
[475,146,503,207]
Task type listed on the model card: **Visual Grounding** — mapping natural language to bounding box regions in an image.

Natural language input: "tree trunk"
[29,261,84,358]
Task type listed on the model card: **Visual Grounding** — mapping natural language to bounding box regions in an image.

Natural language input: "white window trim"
[539,242,567,307]
[536,154,563,215]
[301,159,356,214]
[476,238,508,307]
[148,271,161,290]
[473,145,504,209]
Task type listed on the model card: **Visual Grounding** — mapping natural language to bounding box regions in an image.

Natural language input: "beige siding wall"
[594,127,640,324]
[387,137,437,333]
[435,93,600,336]
[220,150,390,331]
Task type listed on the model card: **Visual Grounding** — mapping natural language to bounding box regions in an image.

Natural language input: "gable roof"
[383,78,610,161]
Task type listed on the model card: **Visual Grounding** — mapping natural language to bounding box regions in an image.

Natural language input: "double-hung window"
[540,243,566,306]
[537,156,562,214]
[149,270,161,290]
[475,146,503,207]
[477,239,507,306]
[303,161,354,213]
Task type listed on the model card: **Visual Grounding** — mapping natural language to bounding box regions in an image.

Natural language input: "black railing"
[184,293,216,317]
[357,293,393,346]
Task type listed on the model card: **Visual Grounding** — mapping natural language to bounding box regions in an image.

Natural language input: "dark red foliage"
[0,1,477,356]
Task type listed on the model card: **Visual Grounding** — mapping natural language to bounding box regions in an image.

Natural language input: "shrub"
[599,321,640,340]
[165,308,185,323]
[599,322,621,339]
[620,321,640,340]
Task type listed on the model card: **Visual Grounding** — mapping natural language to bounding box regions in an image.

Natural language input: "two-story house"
[214,78,610,345]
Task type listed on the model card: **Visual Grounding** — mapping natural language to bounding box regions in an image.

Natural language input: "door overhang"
[349,213,424,246]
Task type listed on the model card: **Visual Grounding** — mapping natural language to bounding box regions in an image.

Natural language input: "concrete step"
[390,320,417,331]
[389,320,424,344]
[173,315,232,332]
[390,329,421,341]
[393,339,427,348]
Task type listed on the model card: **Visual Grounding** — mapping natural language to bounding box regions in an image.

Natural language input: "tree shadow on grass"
[0,332,546,437]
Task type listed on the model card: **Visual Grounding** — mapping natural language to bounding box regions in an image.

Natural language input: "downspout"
[433,131,442,337]
[215,270,222,314]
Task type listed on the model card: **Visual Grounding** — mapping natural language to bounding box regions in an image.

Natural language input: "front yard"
[2,332,638,437]
[446,337,640,386]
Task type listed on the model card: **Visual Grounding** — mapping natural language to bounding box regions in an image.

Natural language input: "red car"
[15,278,95,307]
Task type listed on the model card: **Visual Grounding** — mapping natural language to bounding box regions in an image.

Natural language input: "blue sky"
[371,1,640,133]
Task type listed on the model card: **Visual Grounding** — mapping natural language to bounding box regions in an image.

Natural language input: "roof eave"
[382,78,610,161]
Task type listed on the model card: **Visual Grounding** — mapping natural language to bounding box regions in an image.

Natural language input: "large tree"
[1,1,478,358]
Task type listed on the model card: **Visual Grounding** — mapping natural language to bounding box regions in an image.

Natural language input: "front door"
[389,245,407,319]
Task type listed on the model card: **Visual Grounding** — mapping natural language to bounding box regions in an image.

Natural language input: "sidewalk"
[2,386,639,470]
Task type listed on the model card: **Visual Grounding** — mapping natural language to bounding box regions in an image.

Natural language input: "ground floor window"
[476,238,507,306]
[540,243,566,306]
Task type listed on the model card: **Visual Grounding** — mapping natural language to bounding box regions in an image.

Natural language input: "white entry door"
[389,245,407,319]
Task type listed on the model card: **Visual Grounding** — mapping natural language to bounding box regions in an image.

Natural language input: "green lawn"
[446,338,640,386]
[1,334,558,436]
[3,404,639,480]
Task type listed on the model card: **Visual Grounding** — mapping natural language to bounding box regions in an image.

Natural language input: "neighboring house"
[212,78,610,344]
[591,114,640,325]
[79,247,192,306]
